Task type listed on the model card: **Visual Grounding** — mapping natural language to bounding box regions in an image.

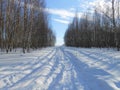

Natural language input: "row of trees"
[64,0,120,50]
[0,0,56,53]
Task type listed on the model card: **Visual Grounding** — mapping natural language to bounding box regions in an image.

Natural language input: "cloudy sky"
[45,0,106,46]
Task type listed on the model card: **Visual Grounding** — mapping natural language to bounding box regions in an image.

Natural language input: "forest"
[0,1,120,90]
[64,0,120,50]
[0,0,56,53]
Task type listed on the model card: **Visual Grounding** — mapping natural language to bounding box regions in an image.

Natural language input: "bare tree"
[0,0,56,53]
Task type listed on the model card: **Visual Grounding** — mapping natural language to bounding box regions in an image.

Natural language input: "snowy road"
[0,47,120,90]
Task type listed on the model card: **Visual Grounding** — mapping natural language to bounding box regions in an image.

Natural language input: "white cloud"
[89,0,107,8]
[70,8,76,11]
[87,0,113,16]
[45,8,83,25]
[45,8,82,19]
[78,0,108,13]
[53,19,70,24]
[45,8,75,19]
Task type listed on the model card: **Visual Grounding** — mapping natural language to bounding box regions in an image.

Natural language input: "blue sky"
[45,0,105,46]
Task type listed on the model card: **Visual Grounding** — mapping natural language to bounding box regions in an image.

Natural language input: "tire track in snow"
[26,48,67,90]
[47,47,84,90]
[69,48,120,90]
[47,48,65,90]
[63,47,113,90]
[2,48,57,90]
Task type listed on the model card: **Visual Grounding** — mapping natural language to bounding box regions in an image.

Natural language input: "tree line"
[0,0,56,53]
[64,0,120,50]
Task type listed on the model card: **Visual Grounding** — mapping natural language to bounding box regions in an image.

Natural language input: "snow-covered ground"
[0,47,120,90]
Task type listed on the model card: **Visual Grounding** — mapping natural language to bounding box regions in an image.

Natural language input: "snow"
[0,47,120,90]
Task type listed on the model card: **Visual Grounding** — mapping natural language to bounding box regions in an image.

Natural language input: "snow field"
[0,47,120,90]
